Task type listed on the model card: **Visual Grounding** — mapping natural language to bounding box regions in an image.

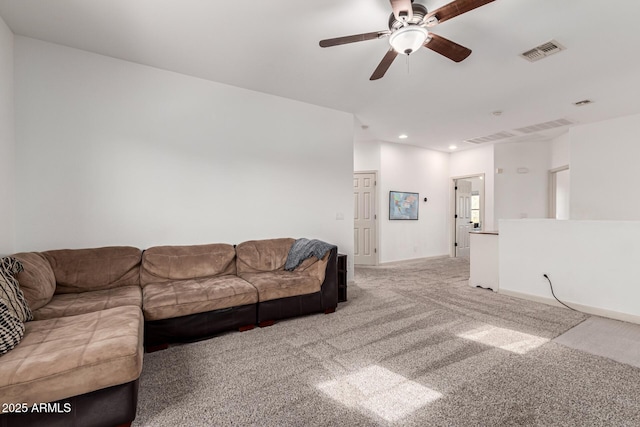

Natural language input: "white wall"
[0,16,14,255]
[500,219,640,323]
[353,140,380,171]
[494,140,550,227]
[14,37,354,263]
[450,144,495,230]
[570,113,640,220]
[379,142,449,262]
[550,132,570,169]
[354,140,450,263]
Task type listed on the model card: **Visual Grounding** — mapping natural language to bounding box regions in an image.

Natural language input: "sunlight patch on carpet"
[457,325,549,354]
[317,365,442,423]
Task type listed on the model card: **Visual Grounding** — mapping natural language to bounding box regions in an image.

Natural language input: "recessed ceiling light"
[399,134,408,139]
[449,145,457,150]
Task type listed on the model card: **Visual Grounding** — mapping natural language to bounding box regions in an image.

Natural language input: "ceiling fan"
[319,0,495,80]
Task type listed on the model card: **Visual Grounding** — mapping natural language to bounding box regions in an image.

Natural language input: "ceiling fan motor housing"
[388,3,428,30]
[388,3,429,55]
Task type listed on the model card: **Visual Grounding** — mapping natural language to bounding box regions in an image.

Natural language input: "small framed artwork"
[389,191,419,220]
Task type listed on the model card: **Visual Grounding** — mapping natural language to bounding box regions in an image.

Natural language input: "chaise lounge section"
[1,247,145,427]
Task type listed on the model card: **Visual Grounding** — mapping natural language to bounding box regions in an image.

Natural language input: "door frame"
[450,173,486,258]
[548,165,569,218]
[354,170,379,266]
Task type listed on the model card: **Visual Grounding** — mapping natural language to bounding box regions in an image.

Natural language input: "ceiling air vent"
[521,40,566,62]
[465,131,516,144]
[513,118,573,134]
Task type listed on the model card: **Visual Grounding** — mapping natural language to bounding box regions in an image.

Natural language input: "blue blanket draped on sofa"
[285,238,337,271]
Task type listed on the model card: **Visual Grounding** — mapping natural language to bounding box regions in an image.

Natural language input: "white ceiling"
[2,0,640,152]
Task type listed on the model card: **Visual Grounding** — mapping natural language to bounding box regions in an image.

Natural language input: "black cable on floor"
[543,273,578,311]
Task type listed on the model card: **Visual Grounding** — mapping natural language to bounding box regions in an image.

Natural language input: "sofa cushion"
[12,252,56,311]
[240,271,322,302]
[43,246,142,294]
[142,275,258,321]
[31,286,142,321]
[0,300,25,356]
[0,305,143,406]
[295,253,330,284]
[236,238,295,274]
[0,257,32,322]
[140,243,236,287]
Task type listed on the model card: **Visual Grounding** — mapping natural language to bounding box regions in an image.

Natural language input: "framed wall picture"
[389,191,419,220]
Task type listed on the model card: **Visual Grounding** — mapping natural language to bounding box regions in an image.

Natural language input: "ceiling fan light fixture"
[389,26,428,55]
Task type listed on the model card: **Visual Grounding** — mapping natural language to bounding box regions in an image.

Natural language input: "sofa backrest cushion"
[294,252,331,284]
[42,247,142,294]
[11,252,56,311]
[236,238,295,274]
[140,243,236,287]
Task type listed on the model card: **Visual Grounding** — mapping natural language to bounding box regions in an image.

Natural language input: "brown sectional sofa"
[0,238,337,427]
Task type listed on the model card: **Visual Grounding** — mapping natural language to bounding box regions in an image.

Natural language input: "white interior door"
[455,179,472,258]
[354,172,377,265]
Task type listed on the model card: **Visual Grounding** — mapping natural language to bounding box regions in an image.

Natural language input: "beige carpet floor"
[554,315,640,369]
[134,257,640,426]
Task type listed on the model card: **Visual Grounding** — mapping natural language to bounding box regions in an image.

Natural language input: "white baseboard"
[499,289,640,325]
[376,255,450,267]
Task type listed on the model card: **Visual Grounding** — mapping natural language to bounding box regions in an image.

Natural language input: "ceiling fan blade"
[424,0,495,25]
[319,31,388,48]
[370,49,398,81]
[390,0,413,22]
[424,33,472,62]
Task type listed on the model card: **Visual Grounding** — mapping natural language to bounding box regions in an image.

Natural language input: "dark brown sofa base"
[0,379,139,427]
[144,303,257,348]
[258,291,325,323]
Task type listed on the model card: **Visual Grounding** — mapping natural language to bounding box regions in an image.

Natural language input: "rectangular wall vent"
[514,118,573,134]
[521,39,566,62]
[465,131,516,144]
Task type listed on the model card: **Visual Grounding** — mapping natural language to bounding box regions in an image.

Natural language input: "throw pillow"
[0,257,33,322]
[0,300,25,355]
